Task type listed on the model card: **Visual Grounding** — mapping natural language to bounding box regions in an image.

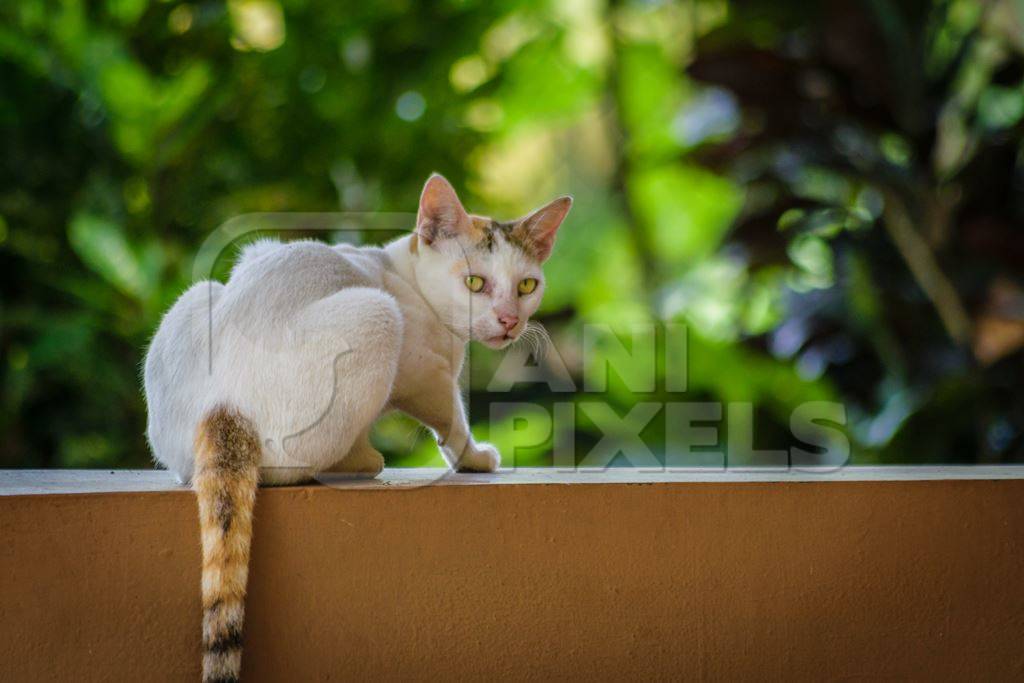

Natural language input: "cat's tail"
[193,405,261,683]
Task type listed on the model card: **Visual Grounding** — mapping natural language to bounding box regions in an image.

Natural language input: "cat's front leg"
[399,378,500,473]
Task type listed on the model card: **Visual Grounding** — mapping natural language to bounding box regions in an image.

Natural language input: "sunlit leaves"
[662,257,747,341]
[777,201,876,295]
[925,0,982,78]
[12,0,991,470]
[743,269,785,335]
[573,223,647,323]
[617,41,686,161]
[92,58,210,164]
[68,214,153,301]
[777,206,873,238]
[934,36,1005,178]
[105,0,147,26]
[229,0,286,52]
[977,84,1024,130]
[662,257,786,341]
[495,33,601,130]
[879,133,912,167]
[630,164,742,266]
[786,233,834,292]
[450,54,491,93]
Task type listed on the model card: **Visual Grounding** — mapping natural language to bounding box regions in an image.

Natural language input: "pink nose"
[498,314,519,332]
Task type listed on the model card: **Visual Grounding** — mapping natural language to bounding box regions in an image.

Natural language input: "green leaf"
[68,213,150,300]
[786,233,834,291]
[977,84,1024,131]
[630,164,743,267]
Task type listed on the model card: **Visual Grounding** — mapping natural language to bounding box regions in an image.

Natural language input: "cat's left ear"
[514,196,573,262]
[416,173,471,246]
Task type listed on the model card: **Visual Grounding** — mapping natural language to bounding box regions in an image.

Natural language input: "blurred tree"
[687,0,1024,461]
[0,0,498,466]
[0,0,1019,469]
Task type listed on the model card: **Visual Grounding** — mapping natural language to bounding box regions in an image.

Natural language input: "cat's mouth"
[484,333,516,348]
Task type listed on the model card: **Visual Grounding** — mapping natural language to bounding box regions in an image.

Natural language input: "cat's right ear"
[416,173,470,246]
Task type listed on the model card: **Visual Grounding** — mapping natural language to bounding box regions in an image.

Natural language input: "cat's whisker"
[507,330,531,355]
[521,321,551,361]
[509,326,538,359]
[528,327,543,360]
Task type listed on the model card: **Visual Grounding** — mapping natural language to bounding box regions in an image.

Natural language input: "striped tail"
[193,406,261,683]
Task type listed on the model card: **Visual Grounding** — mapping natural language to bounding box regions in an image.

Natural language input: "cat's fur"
[143,174,570,682]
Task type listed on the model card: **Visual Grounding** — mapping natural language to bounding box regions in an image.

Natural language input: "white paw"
[457,442,501,473]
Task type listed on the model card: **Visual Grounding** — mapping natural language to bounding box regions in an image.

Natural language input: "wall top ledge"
[2,465,1024,497]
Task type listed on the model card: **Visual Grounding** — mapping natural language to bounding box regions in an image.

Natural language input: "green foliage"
[687,0,1024,462]
[2,0,1020,469]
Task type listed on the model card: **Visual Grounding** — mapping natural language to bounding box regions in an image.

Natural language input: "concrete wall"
[2,469,1023,681]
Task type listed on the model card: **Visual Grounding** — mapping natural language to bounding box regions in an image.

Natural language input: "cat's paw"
[457,442,501,473]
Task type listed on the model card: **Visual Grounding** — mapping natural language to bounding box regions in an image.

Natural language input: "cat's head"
[410,173,571,349]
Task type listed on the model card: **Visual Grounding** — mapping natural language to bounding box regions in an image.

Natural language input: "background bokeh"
[2,0,1022,469]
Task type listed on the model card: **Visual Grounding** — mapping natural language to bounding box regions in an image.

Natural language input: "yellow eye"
[465,275,485,292]
[518,278,538,295]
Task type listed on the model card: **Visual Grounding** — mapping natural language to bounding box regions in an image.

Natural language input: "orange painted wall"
[2,479,1023,680]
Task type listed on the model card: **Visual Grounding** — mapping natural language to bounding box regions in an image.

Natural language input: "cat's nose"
[498,314,519,332]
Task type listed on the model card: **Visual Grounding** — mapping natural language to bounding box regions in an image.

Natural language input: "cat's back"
[146,239,391,405]
[144,238,396,478]
[231,238,385,283]
[222,238,386,315]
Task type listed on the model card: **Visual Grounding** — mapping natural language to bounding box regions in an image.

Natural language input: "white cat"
[142,174,570,683]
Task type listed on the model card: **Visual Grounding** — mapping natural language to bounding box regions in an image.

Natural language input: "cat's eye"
[465,275,486,293]
[518,278,538,296]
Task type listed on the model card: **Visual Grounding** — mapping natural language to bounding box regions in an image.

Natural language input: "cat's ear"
[513,195,572,261]
[416,173,471,246]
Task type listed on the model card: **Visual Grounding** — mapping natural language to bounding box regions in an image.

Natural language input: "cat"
[142,173,571,682]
